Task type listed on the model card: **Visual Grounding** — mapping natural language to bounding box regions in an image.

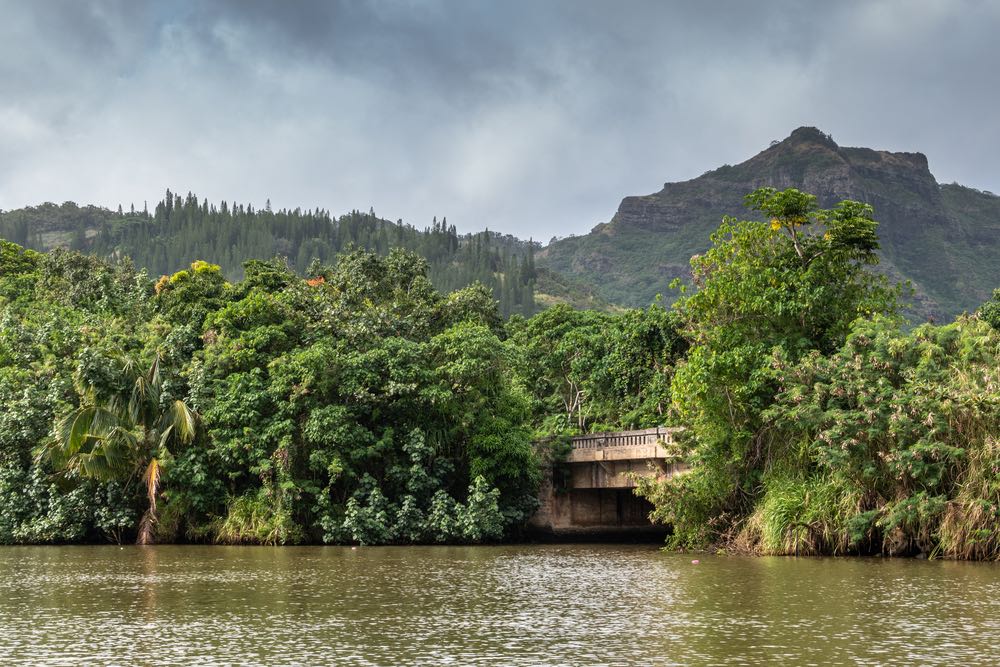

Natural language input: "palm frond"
[143,457,162,509]
[128,374,148,425]
[159,424,174,450]
[62,406,99,454]
[102,427,141,472]
[105,392,124,417]
[168,400,197,444]
[148,354,161,388]
[90,406,120,436]
[120,355,139,378]
[75,448,122,481]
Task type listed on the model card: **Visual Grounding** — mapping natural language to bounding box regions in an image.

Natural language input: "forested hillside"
[0,191,540,317]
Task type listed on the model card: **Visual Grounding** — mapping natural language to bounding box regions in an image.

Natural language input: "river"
[0,544,997,665]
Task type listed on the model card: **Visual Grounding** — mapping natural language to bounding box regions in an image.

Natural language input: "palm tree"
[40,352,196,544]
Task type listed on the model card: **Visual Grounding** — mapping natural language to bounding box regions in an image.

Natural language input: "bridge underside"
[529,486,668,538]
[528,428,686,538]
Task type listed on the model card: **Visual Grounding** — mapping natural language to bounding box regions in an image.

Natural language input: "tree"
[508,304,613,432]
[40,352,197,544]
[980,288,1000,331]
[643,187,899,548]
[590,302,686,428]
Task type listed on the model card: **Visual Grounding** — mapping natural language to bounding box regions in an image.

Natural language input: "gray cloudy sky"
[1,0,997,239]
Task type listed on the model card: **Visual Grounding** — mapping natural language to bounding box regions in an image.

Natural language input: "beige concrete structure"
[529,428,687,537]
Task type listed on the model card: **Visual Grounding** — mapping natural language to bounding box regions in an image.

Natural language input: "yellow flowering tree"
[641,187,899,549]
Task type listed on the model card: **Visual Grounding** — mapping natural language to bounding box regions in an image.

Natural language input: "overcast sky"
[1,0,997,240]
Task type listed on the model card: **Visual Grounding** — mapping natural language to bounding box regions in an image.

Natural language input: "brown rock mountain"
[538,127,1000,321]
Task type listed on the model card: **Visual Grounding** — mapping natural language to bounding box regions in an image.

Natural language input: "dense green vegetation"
[0,235,676,545]
[982,288,1000,332]
[0,191,540,318]
[0,240,541,545]
[637,188,1000,559]
[2,185,998,558]
[508,303,685,434]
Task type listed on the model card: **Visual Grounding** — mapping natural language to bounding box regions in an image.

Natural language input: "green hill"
[538,127,1000,321]
[0,193,543,318]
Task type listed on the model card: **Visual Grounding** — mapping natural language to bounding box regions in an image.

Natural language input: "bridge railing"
[571,427,681,450]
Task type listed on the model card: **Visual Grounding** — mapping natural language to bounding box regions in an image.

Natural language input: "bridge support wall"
[528,477,667,537]
[527,428,685,538]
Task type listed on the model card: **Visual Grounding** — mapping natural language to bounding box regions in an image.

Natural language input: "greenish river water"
[0,544,997,665]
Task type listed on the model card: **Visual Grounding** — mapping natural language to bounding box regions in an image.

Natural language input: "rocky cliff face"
[539,127,1000,321]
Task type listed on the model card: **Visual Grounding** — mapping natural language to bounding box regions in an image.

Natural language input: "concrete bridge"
[528,427,687,537]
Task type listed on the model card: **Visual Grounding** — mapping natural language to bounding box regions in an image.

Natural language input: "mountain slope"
[538,127,1000,320]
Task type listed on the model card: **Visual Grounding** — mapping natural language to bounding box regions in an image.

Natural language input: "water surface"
[0,545,997,665]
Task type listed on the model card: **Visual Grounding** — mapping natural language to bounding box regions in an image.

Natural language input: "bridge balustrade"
[570,427,680,451]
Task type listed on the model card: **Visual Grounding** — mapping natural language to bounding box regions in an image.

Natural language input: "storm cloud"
[1,0,997,239]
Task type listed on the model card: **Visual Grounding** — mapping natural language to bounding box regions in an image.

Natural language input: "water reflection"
[0,545,997,665]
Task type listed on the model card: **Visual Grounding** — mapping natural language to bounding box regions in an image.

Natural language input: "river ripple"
[0,544,997,665]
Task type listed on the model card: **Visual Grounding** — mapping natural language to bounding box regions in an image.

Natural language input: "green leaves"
[646,188,901,548]
[341,471,505,546]
[508,302,682,434]
[745,187,817,228]
[188,247,537,543]
[41,350,199,543]
[823,200,879,257]
[0,240,40,278]
[166,399,197,445]
[763,316,1000,557]
[981,288,1000,331]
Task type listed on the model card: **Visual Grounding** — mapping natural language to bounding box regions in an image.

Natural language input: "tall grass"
[213,489,304,545]
[737,473,864,556]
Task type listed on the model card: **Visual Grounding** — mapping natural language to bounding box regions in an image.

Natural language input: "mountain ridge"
[1,127,997,321]
[538,127,1000,320]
